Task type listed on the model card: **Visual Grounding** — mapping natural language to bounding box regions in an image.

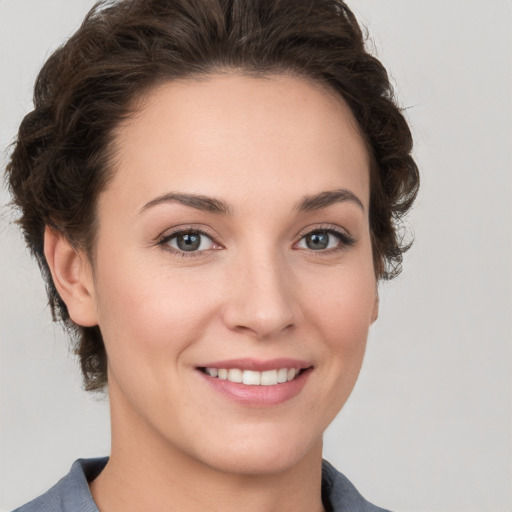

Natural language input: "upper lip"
[197,358,312,371]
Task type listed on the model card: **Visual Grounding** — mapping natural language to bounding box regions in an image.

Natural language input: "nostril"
[220,265,299,339]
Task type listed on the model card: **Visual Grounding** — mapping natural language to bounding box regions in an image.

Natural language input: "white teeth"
[277,368,288,383]
[206,367,218,377]
[260,370,278,386]
[204,367,301,385]
[243,370,261,385]
[228,368,243,383]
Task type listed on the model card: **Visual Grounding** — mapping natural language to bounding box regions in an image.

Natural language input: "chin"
[189,428,323,477]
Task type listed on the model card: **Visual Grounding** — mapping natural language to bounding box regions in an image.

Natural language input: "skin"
[45,73,378,512]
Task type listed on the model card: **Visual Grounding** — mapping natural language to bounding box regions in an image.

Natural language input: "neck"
[90,387,325,512]
[91,447,325,512]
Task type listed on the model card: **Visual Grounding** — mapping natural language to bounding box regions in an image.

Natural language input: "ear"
[371,287,379,324]
[43,226,98,327]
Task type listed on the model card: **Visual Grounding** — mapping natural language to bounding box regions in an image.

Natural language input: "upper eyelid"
[293,226,357,252]
[157,225,221,244]
[157,228,222,257]
[155,223,354,249]
[294,223,353,240]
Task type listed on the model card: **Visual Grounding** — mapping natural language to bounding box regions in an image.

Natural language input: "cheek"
[311,269,376,338]
[92,256,219,374]
[300,265,376,427]
[304,262,376,380]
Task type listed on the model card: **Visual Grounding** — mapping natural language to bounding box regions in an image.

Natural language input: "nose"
[222,248,298,340]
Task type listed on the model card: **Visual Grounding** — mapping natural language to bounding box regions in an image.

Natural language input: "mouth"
[198,366,307,386]
[195,358,313,404]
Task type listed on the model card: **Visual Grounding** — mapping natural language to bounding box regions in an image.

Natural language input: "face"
[86,74,378,475]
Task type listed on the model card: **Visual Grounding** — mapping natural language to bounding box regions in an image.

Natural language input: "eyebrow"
[138,192,230,215]
[296,188,364,212]
[138,188,364,216]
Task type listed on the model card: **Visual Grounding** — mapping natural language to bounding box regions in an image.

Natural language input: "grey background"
[1,1,511,511]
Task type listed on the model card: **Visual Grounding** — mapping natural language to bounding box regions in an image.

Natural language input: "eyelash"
[157,228,220,258]
[157,224,355,258]
[295,225,356,253]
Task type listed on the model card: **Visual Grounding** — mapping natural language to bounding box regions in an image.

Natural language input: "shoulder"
[322,460,392,512]
[11,458,107,512]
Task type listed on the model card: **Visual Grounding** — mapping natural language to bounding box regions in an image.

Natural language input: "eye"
[160,229,217,253]
[296,229,354,251]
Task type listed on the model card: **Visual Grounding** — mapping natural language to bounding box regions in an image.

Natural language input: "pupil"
[307,232,328,250]
[177,233,200,251]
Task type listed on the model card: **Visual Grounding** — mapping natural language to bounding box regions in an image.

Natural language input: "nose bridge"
[223,238,297,339]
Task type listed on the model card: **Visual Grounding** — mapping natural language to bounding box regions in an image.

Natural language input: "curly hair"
[5,0,419,391]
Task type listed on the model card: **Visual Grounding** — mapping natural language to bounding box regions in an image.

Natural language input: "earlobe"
[43,226,98,327]
[371,289,379,324]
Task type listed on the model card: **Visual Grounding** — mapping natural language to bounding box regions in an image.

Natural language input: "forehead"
[106,73,370,211]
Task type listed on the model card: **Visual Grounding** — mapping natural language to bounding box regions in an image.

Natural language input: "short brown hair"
[5,0,419,391]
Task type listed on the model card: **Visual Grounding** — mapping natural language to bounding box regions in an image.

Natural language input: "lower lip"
[198,368,312,406]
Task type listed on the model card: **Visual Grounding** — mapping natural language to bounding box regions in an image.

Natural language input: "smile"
[200,367,303,386]
[197,358,313,405]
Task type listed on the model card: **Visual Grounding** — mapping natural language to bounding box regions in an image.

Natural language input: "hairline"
[81,67,379,274]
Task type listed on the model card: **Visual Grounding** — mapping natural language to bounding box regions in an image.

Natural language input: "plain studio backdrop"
[1,1,511,511]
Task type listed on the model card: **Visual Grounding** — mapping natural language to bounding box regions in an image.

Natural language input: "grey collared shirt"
[12,458,391,512]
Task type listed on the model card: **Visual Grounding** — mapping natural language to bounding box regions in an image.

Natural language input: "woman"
[6,0,419,511]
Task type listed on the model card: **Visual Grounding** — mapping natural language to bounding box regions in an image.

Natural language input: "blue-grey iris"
[305,232,329,250]
[176,233,201,251]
